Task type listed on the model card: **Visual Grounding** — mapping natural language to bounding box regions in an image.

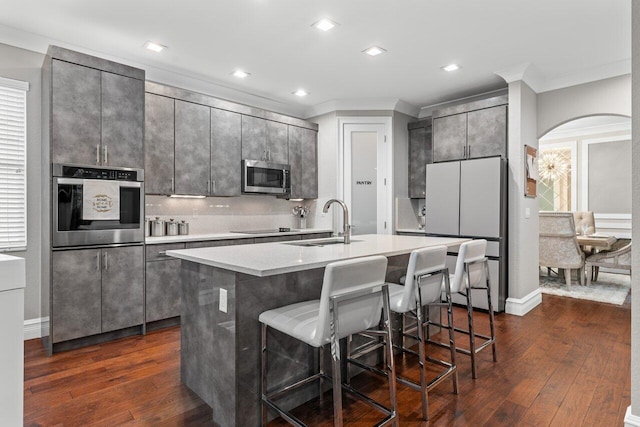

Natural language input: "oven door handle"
[56,178,141,188]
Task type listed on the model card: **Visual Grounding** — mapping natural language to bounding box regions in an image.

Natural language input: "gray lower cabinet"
[211,108,241,196]
[185,238,254,249]
[408,120,432,198]
[145,93,175,194]
[467,105,507,159]
[288,126,318,199]
[50,59,144,168]
[101,72,144,168]
[51,246,144,343]
[254,235,301,244]
[145,243,185,322]
[300,233,332,240]
[175,100,211,195]
[433,113,467,162]
[101,246,144,332]
[51,59,102,166]
[51,249,102,343]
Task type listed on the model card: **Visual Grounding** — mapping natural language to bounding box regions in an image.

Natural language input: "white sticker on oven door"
[82,180,120,220]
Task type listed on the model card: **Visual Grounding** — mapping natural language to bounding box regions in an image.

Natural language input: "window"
[0,76,28,251]
[537,142,577,212]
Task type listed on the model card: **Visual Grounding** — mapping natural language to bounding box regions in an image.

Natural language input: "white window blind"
[0,77,28,251]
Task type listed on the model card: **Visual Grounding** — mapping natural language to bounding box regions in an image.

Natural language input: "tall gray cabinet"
[288,126,318,199]
[407,119,432,198]
[432,95,507,163]
[42,46,146,354]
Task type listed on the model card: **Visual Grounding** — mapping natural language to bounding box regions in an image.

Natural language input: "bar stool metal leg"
[484,261,497,362]
[464,267,478,379]
[261,323,268,426]
[444,275,459,393]
[381,286,399,427]
[415,292,429,421]
[329,298,343,427]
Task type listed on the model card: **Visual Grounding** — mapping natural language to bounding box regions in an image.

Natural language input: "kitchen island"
[166,234,469,426]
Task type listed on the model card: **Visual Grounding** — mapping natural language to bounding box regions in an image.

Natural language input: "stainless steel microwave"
[242,160,290,195]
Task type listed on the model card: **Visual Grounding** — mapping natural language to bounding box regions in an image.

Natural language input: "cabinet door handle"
[158,250,167,255]
[171,178,175,193]
[263,149,267,161]
[212,180,216,194]
[96,145,100,165]
[267,149,271,161]
[103,145,108,165]
[207,180,211,194]
[103,252,108,271]
[96,252,101,271]
[468,146,471,158]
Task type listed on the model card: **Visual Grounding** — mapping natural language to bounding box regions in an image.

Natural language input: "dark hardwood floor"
[24,293,631,426]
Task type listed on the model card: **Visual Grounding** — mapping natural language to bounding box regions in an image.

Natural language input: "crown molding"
[304,98,420,120]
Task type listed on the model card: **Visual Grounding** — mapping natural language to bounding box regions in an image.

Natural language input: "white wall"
[505,81,540,311]
[537,75,631,138]
[0,43,43,322]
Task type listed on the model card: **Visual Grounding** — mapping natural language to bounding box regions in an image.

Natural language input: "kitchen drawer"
[254,235,301,244]
[186,238,254,249]
[146,243,186,261]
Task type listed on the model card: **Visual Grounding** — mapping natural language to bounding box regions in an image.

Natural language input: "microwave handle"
[283,169,290,192]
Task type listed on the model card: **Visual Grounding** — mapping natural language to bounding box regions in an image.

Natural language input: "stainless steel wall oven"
[52,164,144,247]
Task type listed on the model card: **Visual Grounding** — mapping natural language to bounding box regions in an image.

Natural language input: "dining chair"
[539,212,585,288]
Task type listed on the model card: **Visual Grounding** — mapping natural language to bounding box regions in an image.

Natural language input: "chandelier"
[538,151,569,182]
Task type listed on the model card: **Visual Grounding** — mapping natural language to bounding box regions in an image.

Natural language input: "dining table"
[576,234,617,251]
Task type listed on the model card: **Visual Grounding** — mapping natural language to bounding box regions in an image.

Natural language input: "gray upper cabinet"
[145,94,175,195]
[175,100,211,195]
[467,105,507,159]
[51,60,101,166]
[50,56,145,168]
[408,121,432,198]
[241,115,267,160]
[266,121,289,164]
[51,249,102,343]
[211,108,241,196]
[101,246,144,333]
[288,126,318,199]
[101,72,144,168]
[241,116,289,164]
[433,114,467,162]
[432,96,508,163]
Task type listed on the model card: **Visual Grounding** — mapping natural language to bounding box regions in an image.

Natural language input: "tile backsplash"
[145,195,318,234]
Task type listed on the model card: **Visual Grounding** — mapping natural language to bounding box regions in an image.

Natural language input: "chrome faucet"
[323,199,351,244]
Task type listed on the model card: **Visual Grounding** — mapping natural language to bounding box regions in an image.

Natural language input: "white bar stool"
[347,246,458,421]
[259,255,398,427]
[443,239,497,379]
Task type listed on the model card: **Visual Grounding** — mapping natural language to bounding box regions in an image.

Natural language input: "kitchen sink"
[284,238,361,247]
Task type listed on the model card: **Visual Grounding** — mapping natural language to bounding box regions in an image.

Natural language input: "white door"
[343,123,389,235]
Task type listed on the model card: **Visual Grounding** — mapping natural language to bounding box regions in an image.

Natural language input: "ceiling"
[0,0,631,118]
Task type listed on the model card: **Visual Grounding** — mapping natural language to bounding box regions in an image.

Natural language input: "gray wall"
[630,0,639,419]
[537,75,631,137]
[0,43,44,321]
[588,140,632,214]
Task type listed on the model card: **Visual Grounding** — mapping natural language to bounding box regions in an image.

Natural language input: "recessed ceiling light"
[442,63,460,72]
[143,41,167,53]
[363,46,387,56]
[293,89,309,97]
[232,70,250,78]
[312,18,337,32]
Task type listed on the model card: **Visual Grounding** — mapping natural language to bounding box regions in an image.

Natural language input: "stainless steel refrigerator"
[425,156,507,312]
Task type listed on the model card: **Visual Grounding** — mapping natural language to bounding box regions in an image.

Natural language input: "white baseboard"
[505,288,542,316]
[23,317,48,341]
[626,406,640,427]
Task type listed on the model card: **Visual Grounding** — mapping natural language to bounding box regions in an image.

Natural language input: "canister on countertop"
[145,217,151,237]
[165,218,179,236]
[178,220,189,235]
[151,217,165,237]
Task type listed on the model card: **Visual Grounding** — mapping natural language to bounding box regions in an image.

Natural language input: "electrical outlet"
[525,208,531,219]
[219,288,228,313]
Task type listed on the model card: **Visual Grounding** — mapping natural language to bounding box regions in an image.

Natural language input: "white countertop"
[166,234,470,277]
[145,228,333,245]
[0,254,25,292]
